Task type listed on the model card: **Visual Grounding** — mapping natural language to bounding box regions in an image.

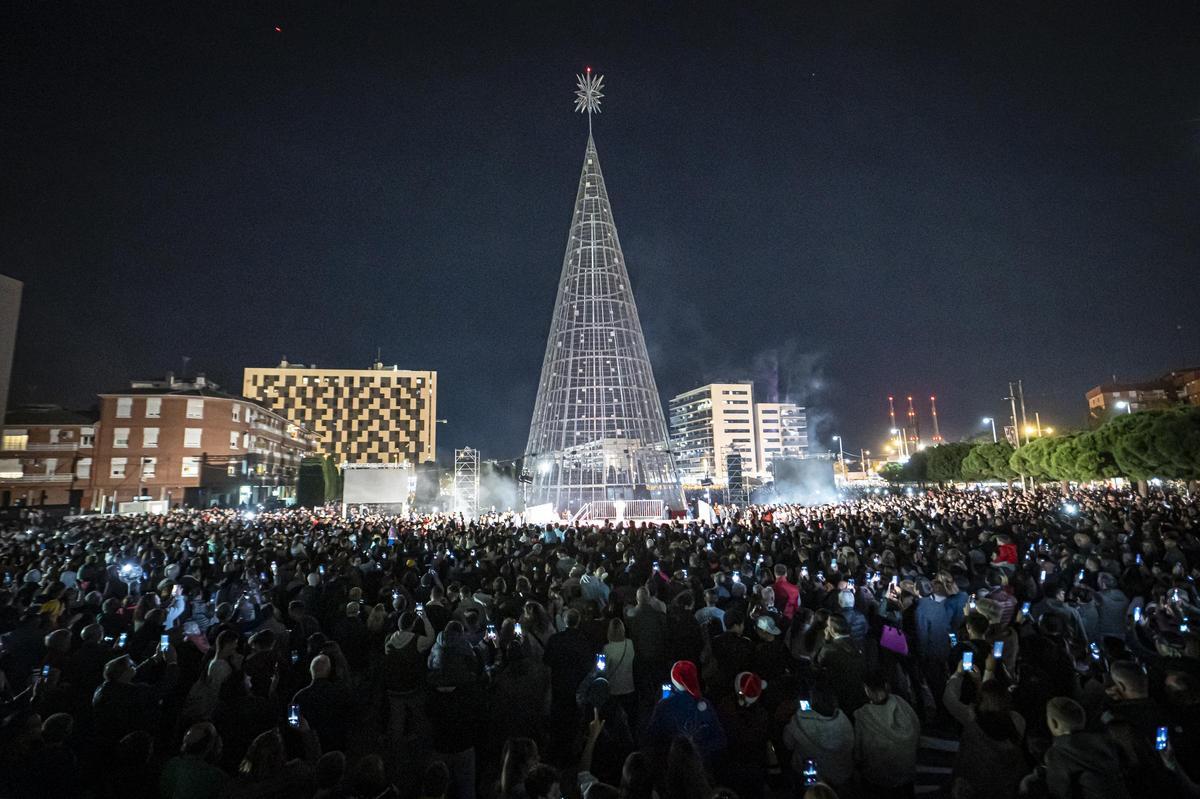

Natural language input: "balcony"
[25,442,80,452]
[2,474,76,483]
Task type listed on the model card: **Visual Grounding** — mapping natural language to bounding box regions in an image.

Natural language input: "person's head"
[863,670,889,705]
[1046,696,1086,737]
[420,760,450,798]
[310,653,332,680]
[826,614,850,640]
[499,737,540,795]
[116,730,154,770]
[344,601,359,618]
[803,784,840,799]
[239,729,286,777]
[837,590,854,610]
[621,751,655,799]
[735,671,764,707]
[80,623,103,645]
[523,764,560,799]
[315,751,346,792]
[964,614,990,639]
[180,721,222,761]
[774,563,788,580]
[41,713,74,746]
[45,628,71,654]
[1108,660,1150,701]
[249,629,275,652]
[636,586,651,606]
[607,617,626,643]
[563,608,581,629]
[724,610,744,634]
[755,614,781,640]
[103,655,135,684]
[665,736,711,799]
[287,600,306,620]
[704,589,718,607]
[810,684,838,717]
[976,679,1014,718]
[350,754,388,798]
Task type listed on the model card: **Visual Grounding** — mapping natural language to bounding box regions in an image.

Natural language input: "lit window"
[141,457,156,478]
[2,431,28,451]
[115,398,132,418]
[110,457,127,478]
[113,428,130,448]
[80,427,95,447]
[181,457,200,478]
[232,404,241,422]
[186,399,204,419]
[145,398,161,418]
[143,428,159,448]
[230,431,239,449]
[183,428,202,448]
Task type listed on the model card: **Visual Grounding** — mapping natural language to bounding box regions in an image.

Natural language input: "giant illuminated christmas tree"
[524,70,683,515]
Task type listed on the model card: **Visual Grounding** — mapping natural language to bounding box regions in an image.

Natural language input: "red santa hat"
[670,660,704,708]
[735,671,765,705]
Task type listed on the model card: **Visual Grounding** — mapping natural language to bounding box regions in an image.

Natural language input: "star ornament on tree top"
[574,67,604,116]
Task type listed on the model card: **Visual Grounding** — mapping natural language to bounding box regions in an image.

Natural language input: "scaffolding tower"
[453,447,479,518]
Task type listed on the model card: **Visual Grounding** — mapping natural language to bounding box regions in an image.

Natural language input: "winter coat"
[1044,732,1132,799]
[782,707,854,788]
[852,695,921,787]
[1094,588,1129,641]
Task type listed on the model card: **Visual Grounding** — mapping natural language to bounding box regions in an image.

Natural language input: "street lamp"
[832,435,845,481]
[1114,401,1132,415]
[982,417,997,443]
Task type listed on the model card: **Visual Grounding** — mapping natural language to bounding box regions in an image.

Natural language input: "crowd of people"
[0,483,1197,799]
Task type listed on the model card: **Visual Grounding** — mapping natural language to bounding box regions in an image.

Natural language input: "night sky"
[4,2,1199,461]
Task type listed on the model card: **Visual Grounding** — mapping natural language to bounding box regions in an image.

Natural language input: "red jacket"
[772,577,800,620]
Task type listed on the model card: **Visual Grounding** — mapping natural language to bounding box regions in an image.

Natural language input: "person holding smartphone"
[602,618,636,720]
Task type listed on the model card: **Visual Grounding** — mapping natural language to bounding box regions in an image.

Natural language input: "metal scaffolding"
[453,447,479,518]
[524,82,683,514]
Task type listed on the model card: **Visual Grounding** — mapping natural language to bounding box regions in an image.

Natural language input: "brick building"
[91,374,317,510]
[0,405,97,509]
[1086,366,1200,427]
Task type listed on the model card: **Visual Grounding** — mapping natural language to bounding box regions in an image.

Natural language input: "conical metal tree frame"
[524,131,683,514]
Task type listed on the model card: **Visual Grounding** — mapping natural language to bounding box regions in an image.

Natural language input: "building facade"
[0,405,96,509]
[669,383,759,488]
[669,384,809,487]
[91,374,316,510]
[1086,366,1200,426]
[243,361,437,466]
[0,274,21,428]
[754,401,809,476]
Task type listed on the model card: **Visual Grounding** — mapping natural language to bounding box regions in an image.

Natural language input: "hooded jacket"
[782,707,854,788]
[852,695,921,787]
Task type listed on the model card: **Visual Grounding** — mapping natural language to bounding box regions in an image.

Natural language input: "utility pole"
[1008,382,1025,491]
[1018,379,1030,445]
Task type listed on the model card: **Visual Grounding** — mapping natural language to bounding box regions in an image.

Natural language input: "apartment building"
[91,374,316,510]
[0,405,96,508]
[243,361,437,465]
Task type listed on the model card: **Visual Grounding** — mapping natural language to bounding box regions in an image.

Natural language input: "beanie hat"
[735,671,765,705]
[671,660,705,709]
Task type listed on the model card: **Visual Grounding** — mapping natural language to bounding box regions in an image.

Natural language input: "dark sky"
[3,2,1199,462]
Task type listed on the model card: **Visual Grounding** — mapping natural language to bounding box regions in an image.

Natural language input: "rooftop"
[4,404,97,426]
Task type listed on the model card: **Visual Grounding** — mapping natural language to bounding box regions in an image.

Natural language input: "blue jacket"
[645,691,727,761]
[915,598,947,659]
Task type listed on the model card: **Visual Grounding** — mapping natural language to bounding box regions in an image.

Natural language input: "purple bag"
[880,624,909,656]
